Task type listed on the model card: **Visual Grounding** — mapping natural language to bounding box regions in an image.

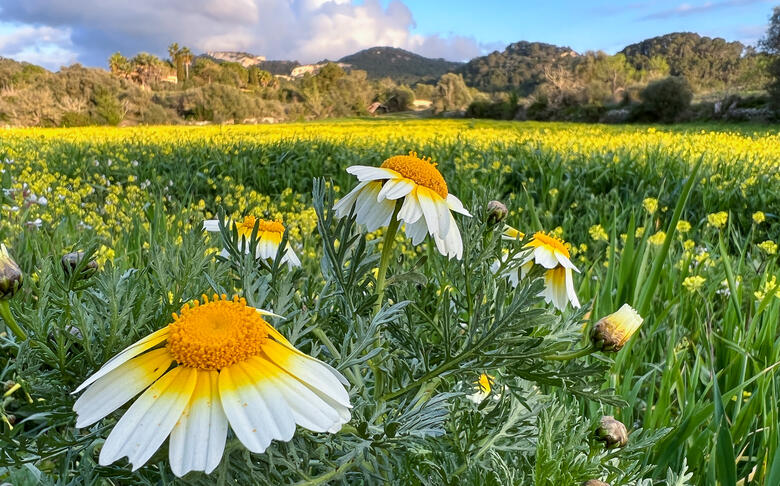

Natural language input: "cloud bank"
[0,0,487,70]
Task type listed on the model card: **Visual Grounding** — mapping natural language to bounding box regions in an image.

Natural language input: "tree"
[130,53,164,87]
[760,6,780,110]
[108,52,130,79]
[168,43,184,82]
[180,47,193,80]
[636,76,692,122]
[432,73,472,113]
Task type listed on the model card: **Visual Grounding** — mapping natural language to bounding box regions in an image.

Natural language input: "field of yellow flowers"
[0,119,779,485]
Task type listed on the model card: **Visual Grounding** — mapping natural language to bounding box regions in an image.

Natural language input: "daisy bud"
[0,244,23,300]
[590,304,643,352]
[595,416,628,449]
[487,200,508,224]
[582,481,610,486]
[61,252,99,279]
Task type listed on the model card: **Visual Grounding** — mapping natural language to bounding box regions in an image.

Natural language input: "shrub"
[634,76,692,123]
[60,111,92,127]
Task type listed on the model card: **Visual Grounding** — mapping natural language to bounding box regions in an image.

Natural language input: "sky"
[0,0,775,71]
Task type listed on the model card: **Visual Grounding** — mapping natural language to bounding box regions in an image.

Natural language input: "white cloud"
[0,23,78,70]
[0,0,487,68]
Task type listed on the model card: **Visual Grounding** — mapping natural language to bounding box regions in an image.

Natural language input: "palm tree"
[180,47,193,80]
[108,52,129,79]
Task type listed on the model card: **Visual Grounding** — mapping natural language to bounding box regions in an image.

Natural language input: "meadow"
[0,119,779,485]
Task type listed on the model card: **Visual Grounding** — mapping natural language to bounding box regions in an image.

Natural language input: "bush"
[634,76,692,123]
[60,111,92,127]
[92,87,124,125]
[466,95,518,120]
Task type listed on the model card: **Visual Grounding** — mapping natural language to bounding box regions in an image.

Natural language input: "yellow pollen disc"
[237,216,285,239]
[380,151,448,198]
[167,294,268,370]
[529,231,570,258]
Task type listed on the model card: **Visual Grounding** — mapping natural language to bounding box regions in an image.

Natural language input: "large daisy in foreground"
[203,216,300,268]
[500,226,580,312]
[73,294,350,477]
[333,152,471,259]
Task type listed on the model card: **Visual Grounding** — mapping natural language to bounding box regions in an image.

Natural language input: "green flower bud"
[0,244,23,300]
[595,415,628,449]
[61,252,98,279]
[487,200,508,225]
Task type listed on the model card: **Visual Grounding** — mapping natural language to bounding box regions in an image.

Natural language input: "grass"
[0,119,778,484]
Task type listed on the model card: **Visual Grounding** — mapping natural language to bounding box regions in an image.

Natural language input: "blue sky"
[404,0,772,52]
[0,0,774,70]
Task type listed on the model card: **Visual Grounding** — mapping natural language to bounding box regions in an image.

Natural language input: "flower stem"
[373,201,402,315]
[544,343,595,361]
[371,201,402,401]
[0,300,26,341]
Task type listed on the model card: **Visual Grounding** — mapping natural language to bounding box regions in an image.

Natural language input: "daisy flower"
[590,304,644,352]
[467,373,494,404]
[72,294,350,477]
[333,151,471,260]
[203,216,300,268]
[499,226,580,312]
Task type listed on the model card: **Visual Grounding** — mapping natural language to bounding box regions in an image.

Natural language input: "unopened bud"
[590,303,643,352]
[61,252,98,279]
[582,481,610,486]
[595,416,628,449]
[0,244,23,300]
[5,414,15,425]
[487,200,508,224]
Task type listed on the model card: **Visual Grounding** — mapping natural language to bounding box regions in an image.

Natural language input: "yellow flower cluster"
[683,276,707,292]
[589,224,609,242]
[707,212,729,229]
[643,198,658,215]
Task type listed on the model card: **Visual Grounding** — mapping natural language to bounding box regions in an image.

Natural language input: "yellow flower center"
[529,231,570,258]
[380,152,448,198]
[167,294,268,370]
[237,216,285,239]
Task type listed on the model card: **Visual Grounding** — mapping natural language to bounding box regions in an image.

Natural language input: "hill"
[202,51,266,67]
[620,33,751,90]
[456,41,578,94]
[338,46,461,83]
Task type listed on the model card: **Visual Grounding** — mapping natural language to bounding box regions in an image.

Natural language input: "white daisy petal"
[99,366,198,471]
[73,327,170,394]
[404,218,429,246]
[565,267,581,309]
[333,182,368,218]
[434,196,451,237]
[203,220,221,232]
[218,362,296,453]
[533,246,559,269]
[446,194,471,216]
[169,370,228,477]
[554,251,579,272]
[248,356,343,433]
[347,166,397,182]
[261,339,351,408]
[74,348,173,428]
[282,245,301,268]
[397,189,423,224]
[417,187,442,237]
[264,323,350,386]
[378,178,415,201]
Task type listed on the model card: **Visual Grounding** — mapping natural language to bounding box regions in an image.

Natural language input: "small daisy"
[72,294,351,477]
[499,226,580,312]
[203,216,300,268]
[467,373,494,404]
[333,152,471,259]
[590,304,644,352]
